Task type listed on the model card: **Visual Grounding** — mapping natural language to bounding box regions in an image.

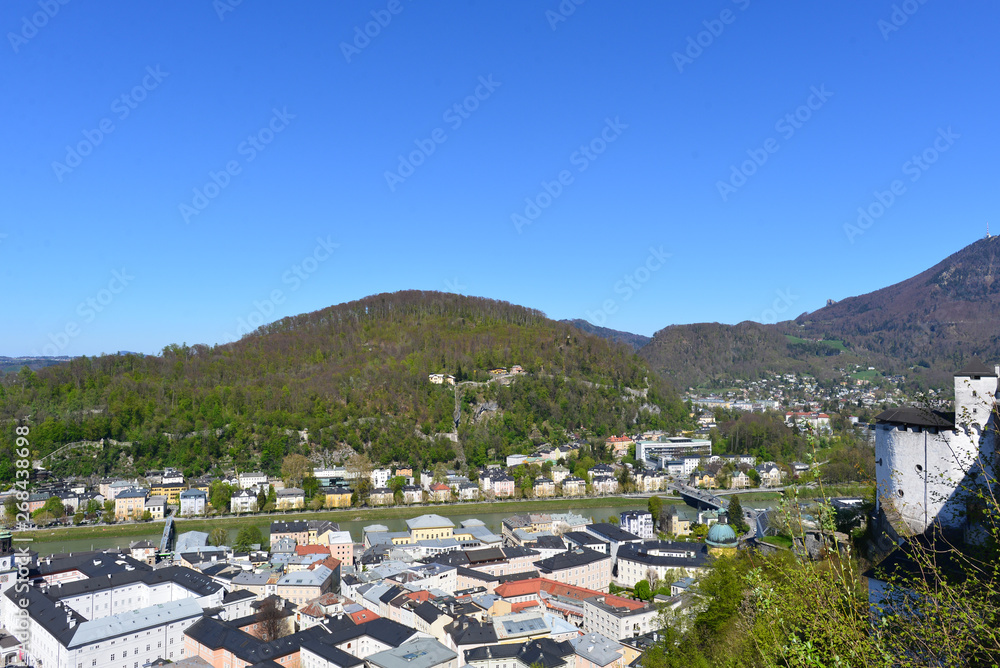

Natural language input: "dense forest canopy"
[0,291,688,481]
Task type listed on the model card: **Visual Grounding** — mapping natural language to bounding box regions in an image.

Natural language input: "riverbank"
[15,495,677,544]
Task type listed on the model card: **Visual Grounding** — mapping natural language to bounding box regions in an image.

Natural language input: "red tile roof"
[307,556,342,571]
[295,544,331,555]
[350,609,379,624]
[405,591,432,602]
[511,600,540,612]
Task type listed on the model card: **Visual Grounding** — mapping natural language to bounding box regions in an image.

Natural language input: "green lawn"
[762,535,793,548]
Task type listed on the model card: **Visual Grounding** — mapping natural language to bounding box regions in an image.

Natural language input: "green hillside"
[0,291,688,481]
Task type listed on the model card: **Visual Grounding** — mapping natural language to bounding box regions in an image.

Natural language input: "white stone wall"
[876,372,998,533]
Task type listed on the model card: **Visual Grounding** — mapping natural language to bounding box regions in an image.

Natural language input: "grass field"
[731,491,783,501]
[761,535,793,548]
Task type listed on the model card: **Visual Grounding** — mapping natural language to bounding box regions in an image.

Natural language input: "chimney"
[67,613,75,628]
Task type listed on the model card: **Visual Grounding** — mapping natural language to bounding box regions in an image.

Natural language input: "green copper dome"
[706,522,738,547]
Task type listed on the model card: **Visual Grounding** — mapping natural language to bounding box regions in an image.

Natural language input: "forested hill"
[0,291,688,481]
[638,236,1000,389]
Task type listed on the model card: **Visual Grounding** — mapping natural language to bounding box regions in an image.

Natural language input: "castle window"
[915,464,923,473]
[897,490,904,497]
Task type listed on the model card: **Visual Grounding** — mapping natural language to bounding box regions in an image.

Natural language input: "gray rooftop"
[69,598,203,648]
[405,514,455,530]
[367,638,457,668]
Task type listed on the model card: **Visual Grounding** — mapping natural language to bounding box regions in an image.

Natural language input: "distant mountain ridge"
[638,236,1000,389]
[0,356,72,374]
[560,319,651,351]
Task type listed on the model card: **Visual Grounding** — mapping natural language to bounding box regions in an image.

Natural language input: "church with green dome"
[706,519,739,555]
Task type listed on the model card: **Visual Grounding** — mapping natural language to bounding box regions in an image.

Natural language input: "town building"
[534,548,612,592]
[230,488,258,513]
[614,542,711,587]
[618,511,654,540]
[277,487,306,510]
[114,487,147,520]
[179,488,208,516]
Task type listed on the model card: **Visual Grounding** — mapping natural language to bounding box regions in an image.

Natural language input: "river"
[25,504,651,556]
[26,497,786,557]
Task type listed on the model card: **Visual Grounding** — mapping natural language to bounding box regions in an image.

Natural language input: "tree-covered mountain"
[638,236,1000,389]
[0,291,688,481]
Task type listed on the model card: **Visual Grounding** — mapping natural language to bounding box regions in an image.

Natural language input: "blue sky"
[2,1,998,356]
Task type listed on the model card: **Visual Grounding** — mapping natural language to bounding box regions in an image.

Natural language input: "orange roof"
[538,579,604,602]
[308,556,342,571]
[511,600,540,612]
[494,577,608,603]
[405,590,432,602]
[295,544,330,556]
[350,609,379,624]
[494,578,543,598]
[605,435,633,443]
[600,593,646,611]
[430,483,451,491]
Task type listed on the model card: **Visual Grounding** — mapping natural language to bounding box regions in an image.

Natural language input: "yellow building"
[323,488,352,508]
[115,489,148,520]
[150,482,187,504]
[405,514,454,541]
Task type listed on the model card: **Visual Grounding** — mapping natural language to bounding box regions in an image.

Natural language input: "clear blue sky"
[2,1,998,356]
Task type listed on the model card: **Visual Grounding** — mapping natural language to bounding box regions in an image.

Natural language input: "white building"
[179,488,207,516]
[875,360,1000,535]
[583,595,659,641]
[619,510,654,540]
[238,471,268,490]
[636,438,711,466]
[614,542,711,587]
[230,488,258,513]
[1,557,224,668]
[371,468,392,489]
